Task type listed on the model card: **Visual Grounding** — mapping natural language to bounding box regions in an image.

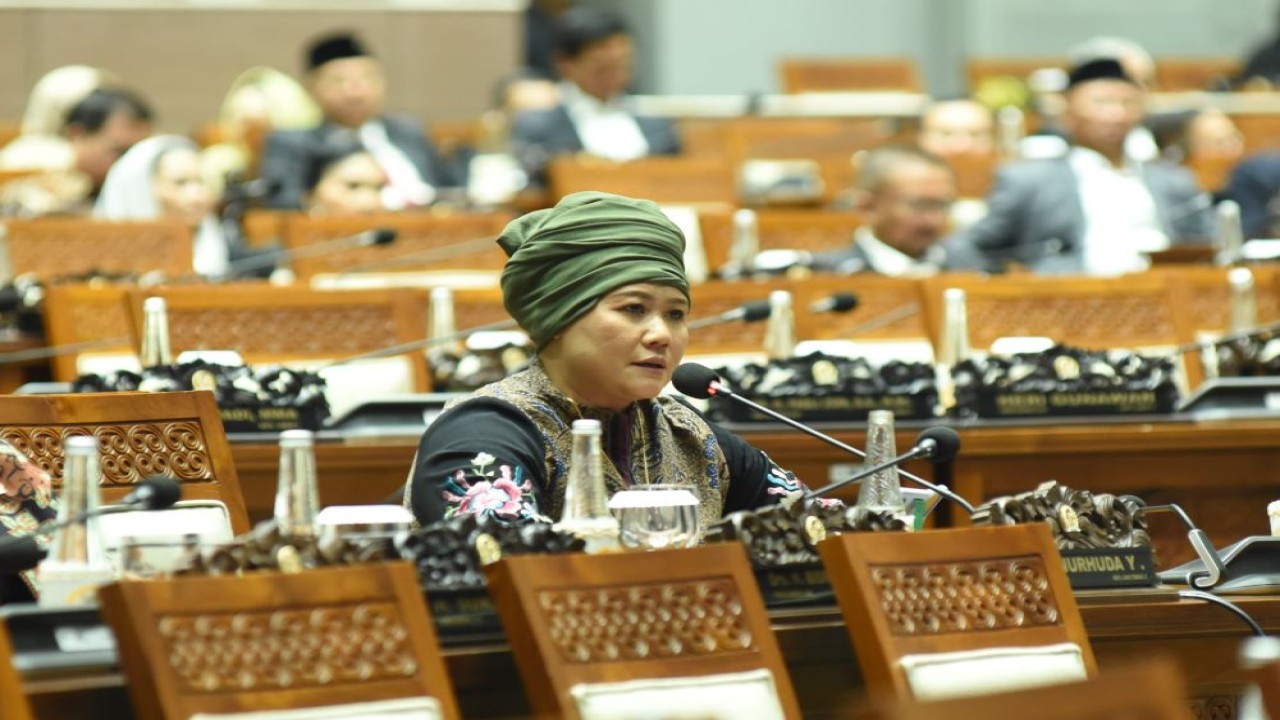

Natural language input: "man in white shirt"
[512,7,680,185]
[261,32,453,210]
[951,58,1213,275]
[812,146,960,276]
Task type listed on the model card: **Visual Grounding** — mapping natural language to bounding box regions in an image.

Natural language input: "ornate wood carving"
[5,219,193,281]
[156,602,418,692]
[537,578,756,663]
[971,480,1151,551]
[68,295,133,343]
[0,422,213,488]
[166,307,401,355]
[967,296,1176,348]
[287,214,510,276]
[870,556,1062,635]
[1189,694,1237,720]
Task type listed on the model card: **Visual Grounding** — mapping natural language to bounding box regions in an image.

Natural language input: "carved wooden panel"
[67,294,133,343]
[5,219,193,281]
[0,422,213,488]
[967,296,1177,348]
[1189,694,1237,720]
[548,157,736,205]
[1182,284,1280,332]
[537,578,756,663]
[166,307,400,356]
[869,556,1062,636]
[779,58,921,93]
[157,601,418,692]
[690,295,770,353]
[285,214,511,277]
[814,287,924,340]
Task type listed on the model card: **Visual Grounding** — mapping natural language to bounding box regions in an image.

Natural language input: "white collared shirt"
[559,82,649,162]
[854,227,943,277]
[1068,146,1168,276]
[358,120,436,210]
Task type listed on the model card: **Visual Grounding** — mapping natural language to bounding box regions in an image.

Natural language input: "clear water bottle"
[857,410,908,524]
[274,429,320,540]
[555,419,619,553]
[139,296,172,368]
[763,290,795,360]
[724,208,760,279]
[1229,266,1258,333]
[39,435,114,605]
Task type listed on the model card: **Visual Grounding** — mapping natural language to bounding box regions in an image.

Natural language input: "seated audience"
[952,58,1213,275]
[260,32,452,210]
[512,7,680,184]
[812,146,962,276]
[0,65,116,171]
[406,192,816,527]
[1238,7,1280,88]
[201,66,322,197]
[303,139,387,215]
[0,440,57,605]
[1225,152,1280,238]
[918,99,996,158]
[94,135,233,277]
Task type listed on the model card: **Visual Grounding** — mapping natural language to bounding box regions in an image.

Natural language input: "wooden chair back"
[690,279,799,355]
[450,286,513,331]
[965,58,1065,92]
[547,156,737,205]
[1155,58,1240,91]
[2,218,193,282]
[780,57,922,93]
[697,208,865,271]
[878,659,1188,720]
[792,275,929,342]
[1229,114,1280,154]
[40,283,136,382]
[281,213,511,280]
[240,209,293,248]
[0,616,34,720]
[98,562,459,720]
[0,390,250,534]
[485,544,801,720]
[1159,265,1280,335]
[126,284,432,391]
[817,523,1096,704]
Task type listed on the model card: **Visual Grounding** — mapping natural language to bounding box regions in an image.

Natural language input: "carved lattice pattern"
[68,296,133,343]
[6,220,191,280]
[967,296,1176,348]
[537,578,755,663]
[820,288,925,339]
[1186,284,1280,331]
[690,297,769,351]
[294,217,509,274]
[157,602,418,692]
[1189,694,1238,720]
[167,307,400,355]
[0,422,213,488]
[870,556,1062,636]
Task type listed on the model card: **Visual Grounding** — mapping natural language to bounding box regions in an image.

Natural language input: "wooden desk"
[25,594,1272,719]
[230,417,1280,566]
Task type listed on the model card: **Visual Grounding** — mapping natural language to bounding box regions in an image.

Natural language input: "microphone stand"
[320,318,520,369]
[337,237,498,276]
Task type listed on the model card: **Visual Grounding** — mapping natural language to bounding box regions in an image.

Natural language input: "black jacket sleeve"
[407,398,549,526]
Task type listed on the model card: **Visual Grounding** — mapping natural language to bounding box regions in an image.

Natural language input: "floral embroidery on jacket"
[440,452,542,523]
[763,453,842,507]
[0,439,59,600]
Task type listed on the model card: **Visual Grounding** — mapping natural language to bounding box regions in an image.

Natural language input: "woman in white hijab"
[94,135,231,277]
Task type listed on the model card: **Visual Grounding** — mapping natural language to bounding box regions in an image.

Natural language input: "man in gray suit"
[512,6,680,185]
[260,32,452,210]
[951,58,1214,275]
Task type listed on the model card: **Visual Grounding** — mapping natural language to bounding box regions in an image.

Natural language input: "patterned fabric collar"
[457,360,730,532]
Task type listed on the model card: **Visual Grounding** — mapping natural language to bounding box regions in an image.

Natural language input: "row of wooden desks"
[25,594,1274,719]
[229,415,1280,566]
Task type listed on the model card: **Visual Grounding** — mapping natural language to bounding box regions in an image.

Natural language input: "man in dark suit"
[951,58,1214,275]
[811,146,967,276]
[512,6,679,185]
[260,32,452,210]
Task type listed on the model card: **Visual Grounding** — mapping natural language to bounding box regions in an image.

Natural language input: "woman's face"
[541,283,689,411]
[152,148,213,226]
[311,152,386,215]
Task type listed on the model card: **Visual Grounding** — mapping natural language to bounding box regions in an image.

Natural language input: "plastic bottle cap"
[143,297,167,312]
[571,418,602,434]
[279,429,315,447]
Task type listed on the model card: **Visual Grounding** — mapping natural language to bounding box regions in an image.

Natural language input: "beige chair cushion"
[570,668,787,720]
[191,696,442,719]
[900,642,1089,702]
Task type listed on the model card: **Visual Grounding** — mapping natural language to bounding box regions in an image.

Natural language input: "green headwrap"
[498,191,690,348]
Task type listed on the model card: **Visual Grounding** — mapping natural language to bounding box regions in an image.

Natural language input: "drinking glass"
[609,484,700,550]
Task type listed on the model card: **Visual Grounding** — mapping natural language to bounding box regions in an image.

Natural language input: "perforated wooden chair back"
[689,279,802,355]
[818,523,1097,704]
[0,390,249,534]
[281,213,511,280]
[791,275,929,342]
[548,156,737,205]
[0,616,34,720]
[1159,265,1280,335]
[450,286,514,332]
[485,544,801,720]
[728,117,893,161]
[780,57,922,93]
[697,208,865,271]
[2,218,193,282]
[879,659,1188,720]
[98,562,460,720]
[40,283,136,381]
[240,209,293,248]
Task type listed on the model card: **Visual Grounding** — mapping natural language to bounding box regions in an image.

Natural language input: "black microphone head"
[916,426,961,462]
[672,363,721,399]
[0,285,23,314]
[137,475,182,510]
[829,292,859,313]
[742,300,773,323]
[370,228,398,246]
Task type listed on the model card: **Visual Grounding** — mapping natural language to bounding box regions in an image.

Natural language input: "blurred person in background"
[302,137,387,216]
[918,99,996,158]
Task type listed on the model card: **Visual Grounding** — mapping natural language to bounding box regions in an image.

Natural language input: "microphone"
[0,474,183,573]
[809,292,859,314]
[1121,494,1227,590]
[687,300,772,330]
[671,363,974,512]
[336,235,500,276]
[319,318,521,369]
[222,227,399,278]
[804,427,962,500]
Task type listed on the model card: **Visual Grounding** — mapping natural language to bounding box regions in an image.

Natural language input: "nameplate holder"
[1177,377,1280,420]
[1061,547,1157,589]
[754,563,834,607]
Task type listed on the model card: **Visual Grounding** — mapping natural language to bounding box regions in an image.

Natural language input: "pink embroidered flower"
[457,478,526,516]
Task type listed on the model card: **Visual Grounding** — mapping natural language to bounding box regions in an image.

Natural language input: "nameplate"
[426,589,503,642]
[1061,547,1157,589]
[218,404,327,433]
[754,563,834,607]
[972,389,1177,418]
[712,392,937,423]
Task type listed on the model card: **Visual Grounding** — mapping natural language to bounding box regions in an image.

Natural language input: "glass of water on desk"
[608,484,700,550]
